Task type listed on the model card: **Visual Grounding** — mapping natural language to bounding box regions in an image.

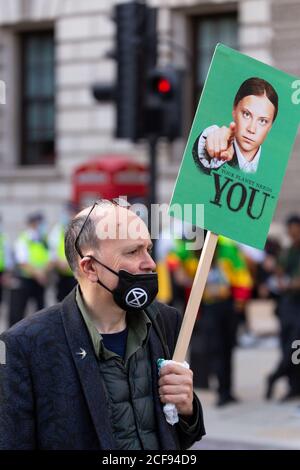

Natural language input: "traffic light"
[92,1,157,142]
[92,2,184,142]
[144,67,184,140]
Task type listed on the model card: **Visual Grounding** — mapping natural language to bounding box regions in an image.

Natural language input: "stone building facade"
[0,0,299,240]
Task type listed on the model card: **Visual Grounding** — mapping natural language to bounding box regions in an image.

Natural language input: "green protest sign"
[170,44,300,249]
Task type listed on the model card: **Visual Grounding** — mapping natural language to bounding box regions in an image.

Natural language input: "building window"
[20,31,55,165]
[193,14,238,107]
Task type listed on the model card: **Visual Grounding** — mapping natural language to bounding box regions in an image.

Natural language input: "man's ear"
[79,257,99,283]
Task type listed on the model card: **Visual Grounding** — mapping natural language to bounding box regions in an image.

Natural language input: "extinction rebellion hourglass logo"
[125,288,148,308]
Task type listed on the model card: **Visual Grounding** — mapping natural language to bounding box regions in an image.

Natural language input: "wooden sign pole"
[172,231,219,363]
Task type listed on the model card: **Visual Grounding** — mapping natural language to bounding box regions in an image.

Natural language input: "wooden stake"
[172,231,219,363]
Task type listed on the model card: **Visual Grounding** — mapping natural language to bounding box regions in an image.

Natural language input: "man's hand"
[158,362,194,416]
[205,122,236,161]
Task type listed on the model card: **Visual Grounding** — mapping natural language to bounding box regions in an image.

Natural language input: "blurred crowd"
[0,202,77,328]
[1,207,300,408]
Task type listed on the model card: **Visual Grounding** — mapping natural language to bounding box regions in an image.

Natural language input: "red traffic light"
[157,77,172,94]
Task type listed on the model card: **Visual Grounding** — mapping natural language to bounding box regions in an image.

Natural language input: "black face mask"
[88,256,158,311]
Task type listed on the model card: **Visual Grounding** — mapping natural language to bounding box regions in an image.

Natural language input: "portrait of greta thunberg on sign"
[192,77,279,175]
[170,44,300,250]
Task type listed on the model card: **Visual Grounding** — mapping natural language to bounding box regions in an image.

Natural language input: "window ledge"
[0,166,64,182]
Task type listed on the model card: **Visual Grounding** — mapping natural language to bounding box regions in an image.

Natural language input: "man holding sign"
[0,201,205,450]
[192,77,278,174]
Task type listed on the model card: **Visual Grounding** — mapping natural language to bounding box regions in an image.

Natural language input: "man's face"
[232,94,275,156]
[92,206,156,290]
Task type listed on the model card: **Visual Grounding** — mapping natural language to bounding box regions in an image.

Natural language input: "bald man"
[0,200,205,450]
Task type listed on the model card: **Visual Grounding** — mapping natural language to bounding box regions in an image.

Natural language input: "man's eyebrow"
[125,241,153,250]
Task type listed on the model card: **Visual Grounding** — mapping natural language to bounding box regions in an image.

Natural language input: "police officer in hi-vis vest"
[48,203,77,302]
[0,215,13,319]
[9,212,50,326]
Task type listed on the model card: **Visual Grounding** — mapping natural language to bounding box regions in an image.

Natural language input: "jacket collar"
[60,288,117,450]
[76,285,152,363]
